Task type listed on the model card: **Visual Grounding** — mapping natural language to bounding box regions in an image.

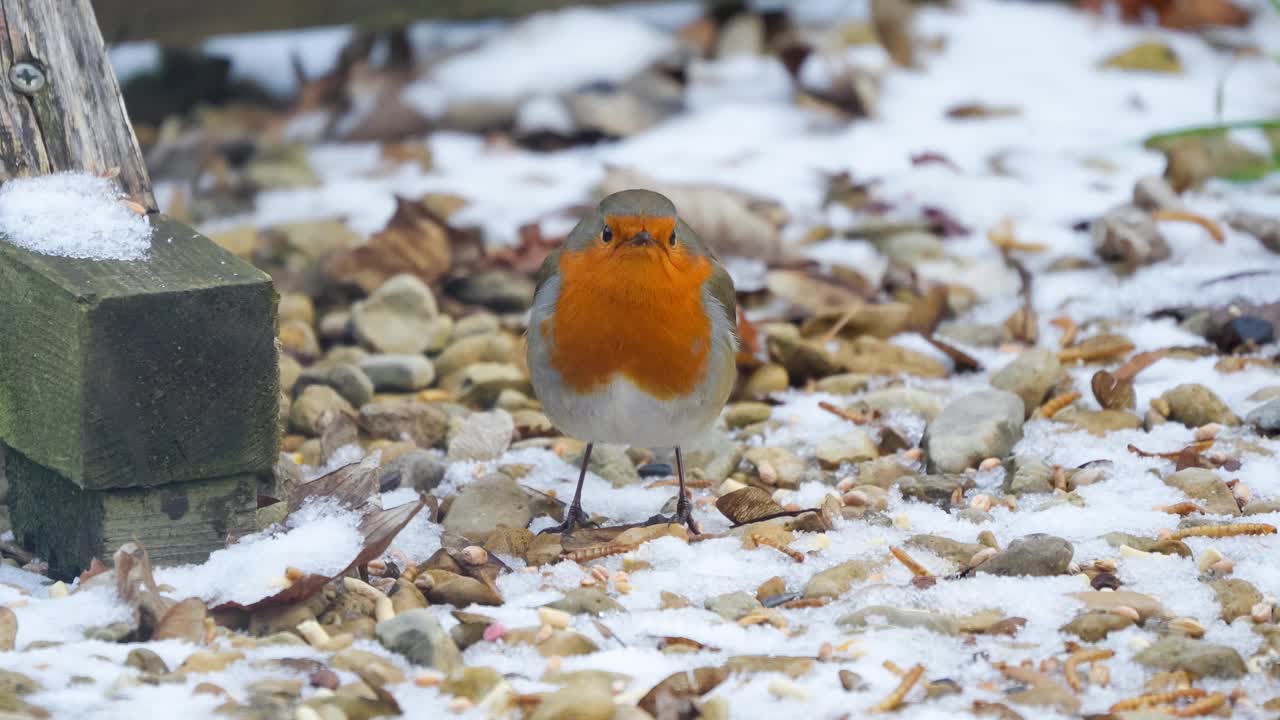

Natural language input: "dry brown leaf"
[327,195,451,292]
[152,597,209,643]
[716,487,786,525]
[1091,370,1135,410]
[946,102,1020,120]
[639,666,731,716]
[487,221,564,275]
[871,0,915,67]
[114,542,174,639]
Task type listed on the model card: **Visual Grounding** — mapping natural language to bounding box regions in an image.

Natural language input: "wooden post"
[0,0,279,579]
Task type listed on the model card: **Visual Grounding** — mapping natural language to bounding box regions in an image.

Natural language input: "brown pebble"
[1091,573,1121,591]
[309,668,339,690]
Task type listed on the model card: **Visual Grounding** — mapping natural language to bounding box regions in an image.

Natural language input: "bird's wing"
[705,259,739,349]
[533,249,561,297]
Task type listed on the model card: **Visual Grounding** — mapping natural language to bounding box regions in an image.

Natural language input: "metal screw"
[9,62,46,94]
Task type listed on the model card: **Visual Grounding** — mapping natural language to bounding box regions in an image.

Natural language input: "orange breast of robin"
[545,236,714,401]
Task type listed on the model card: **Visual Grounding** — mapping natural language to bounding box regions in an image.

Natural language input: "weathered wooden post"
[0,0,279,579]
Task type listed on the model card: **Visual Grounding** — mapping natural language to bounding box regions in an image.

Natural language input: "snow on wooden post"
[0,0,279,579]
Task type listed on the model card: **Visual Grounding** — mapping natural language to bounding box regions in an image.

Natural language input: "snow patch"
[0,173,151,261]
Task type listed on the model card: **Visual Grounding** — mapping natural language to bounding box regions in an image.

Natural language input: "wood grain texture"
[0,0,154,208]
[6,445,258,580]
[92,0,667,43]
[0,216,280,489]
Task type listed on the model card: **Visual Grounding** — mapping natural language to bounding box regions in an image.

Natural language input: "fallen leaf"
[871,0,915,67]
[946,102,1020,120]
[153,597,209,643]
[1101,42,1183,73]
[328,195,452,292]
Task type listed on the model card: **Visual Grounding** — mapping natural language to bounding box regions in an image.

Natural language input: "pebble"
[1091,204,1170,267]
[447,409,515,462]
[375,609,463,674]
[897,474,968,508]
[741,364,789,398]
[804,559,883,599]
[1061,611,1134,641]
[1247,398,1280,435]
[989,348,1062,414]
[724,402,773,429]
[295,363,374,408]
[1163,468,1241,516]
[1133,636,1246,678]
[1054,408,1143,435]
[839,336,948,378]
[279,319,321,359]
[360,401,450,447]
[442,362,531,407]
[705,592,764,621]
[445,269,535,312]
[330,649,406,686]
[452,313,501,339]
[1005,455,1053,495]
[378,449,447,493]
[544,588,625,616]
[923,390,1025,473]
[1159,383,1240,427]
[838,606,960,635]
[905,535,984,567]
[977,534,1073,577]
[743,447,805,489]
[435,333,519,379]
[352,274,440,354]
[936,322,1010,348]
[568,443,639,488]
[815,431,879,469]
[1210,578,1263,624]
[813,373,871,395]
[359,355,436,392]
[0,608,14,652]
[443,473,538,541]
[529,681,615,720]
[289,385,355,436]
[503,627,599,657]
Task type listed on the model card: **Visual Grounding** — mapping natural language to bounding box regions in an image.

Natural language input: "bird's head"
[562,189,711,267]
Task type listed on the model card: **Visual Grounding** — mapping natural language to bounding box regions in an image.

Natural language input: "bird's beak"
[623,230,656,248]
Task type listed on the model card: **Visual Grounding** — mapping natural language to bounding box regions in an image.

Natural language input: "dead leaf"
[115,543,174,639]
[640,666,731,716]
[716,488,786,525]
[153,597,209,643]
[1091,370,1135,411]
[946,103,1020,120]
[925,335,982,373]
[487,221,564,275]
[872,0,916,67]
[327,195,451,292]
[287,453,381,515]
[911,151,960,172]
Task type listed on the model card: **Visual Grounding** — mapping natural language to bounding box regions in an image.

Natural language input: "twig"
[889,546,932,577]
[819,401,878,425]
[870,664,924,712]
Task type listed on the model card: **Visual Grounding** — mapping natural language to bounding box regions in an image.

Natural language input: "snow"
[0,173,151,261]
[155,498,364,608]
[402,7,677,109]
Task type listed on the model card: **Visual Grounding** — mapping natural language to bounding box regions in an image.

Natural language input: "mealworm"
[751,533,805,563]
[564,543,632,562]
[1035,391,1080,419]
[1151,209,1225,244]
[1171,524,1276,540]
[1167,692,1226,717]
[1064,648,1112,692]
[889,546,932,577]
[1109,688,1206,712]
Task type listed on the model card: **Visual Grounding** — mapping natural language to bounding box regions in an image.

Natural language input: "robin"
[526,189,738,534]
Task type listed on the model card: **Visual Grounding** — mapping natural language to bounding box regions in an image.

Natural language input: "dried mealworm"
[1064,648,1113,692]
[1151,209,1225,244]
[1171,524,1276,540]
[1158,501,1204,516]
[889,546,932,577]
[564,543,632,562]
[818,401,878,425]
[1109,688,1207,712]
[870,664,924,712]
[1034,391,1080,419]
[1113,349,1169,382]
[1050,316,1078,348]
[751,533,805,563]
[1167,691,1226,717]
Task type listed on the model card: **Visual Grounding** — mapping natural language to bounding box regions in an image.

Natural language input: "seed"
[448,697,473,713]
[415,672,443,687]
[768,678,812,700]
[538,607,571,630]
[295,620,330,647]
[1110,606,1141,623]
[1251,602,1273,624]
[903,448,924,462]
[1209,558,1235,576]
[482,623,506,642]
[978,457,1002,471]
[1196,547,1223,572]
[374,596,395,623]
[534,624,554,643]
[1167,617,1205,639]
[460,546,489,566]
[615,579,633,594]
[366,559,387,576]
[892,514,911,530]
[757,461,778,485]
[842,490,869,507]
[818,642,834,661]
[718,478,747,496]
[590,566,610,585]
[1194,423,1222,441]
[285,567,306,582]
[836,477,857,492]
[343,577,385,601]
[546,655,562,673]
[969,494,994,512]
[47,582,68,599]
[967,548,998,568]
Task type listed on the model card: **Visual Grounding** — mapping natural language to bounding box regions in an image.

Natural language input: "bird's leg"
[644,447,700,534]
[539,443,595,535]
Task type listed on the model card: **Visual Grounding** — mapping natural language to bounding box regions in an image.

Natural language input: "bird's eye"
[602,226,613,244]
[669,230,677,247]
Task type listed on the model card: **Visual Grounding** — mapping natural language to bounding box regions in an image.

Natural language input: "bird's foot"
[642,500,700,535]
[539,503,595,536]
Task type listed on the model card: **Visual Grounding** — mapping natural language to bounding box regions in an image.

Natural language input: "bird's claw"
[643,500,700,535]
[539,503,595,536]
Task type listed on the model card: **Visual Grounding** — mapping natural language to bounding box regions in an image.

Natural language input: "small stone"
[815,432,879,469]
[452,313,500,339]
[990,348,1062,415]
[529,680,615,720]
[389,579,428,615]
[705,592,763,621]
[1210,578,1263,624]
[569,444,640,488]
[444,473,538,541]
[447,410,515,462]
[1159,384,1240,427]
[923,390,1025,473]
[897,475,968,508]
[278,293,315,325]
[853,458,915,489]
[1134,636,1246,678]
[905,535,984,567]
[445,270,535,312]
[1005,455,1053,495]
[483,527,535,559]
[442,363,531,407]
[1053,408,1143,435]
[838,336,947,377]
[360,355,436,392]
[936,322,1010,348]
[360,401,450,446]
[379,449,447,493]
[442,666,503,702]
[724,402,773,429]
[880,231,944,265]
[179,650,246,673]
[295,363,374,408]
[545,588,625,616]
[804,559,883,599]
[977,534,1073,577]
[435,333,519,380]
[125,648,169,674]
[1091,204,1170,267]
[289,385,355,436]
[1245,498,1280,515]
[503,627,598,657]
[330,649,406,685]
[375,609,462,674]
[1060,611,1134,642]
[1210,315,1274,353]
[743,447,806,489]
[1133,175,1183,212]
[1068,590,1166,621]
[352,274,440,354]
[279,319,320,359]
[1164,468,1240,516]
[838,606,959,635]
[1246,399,1280,435]
[742,364,789,398]
[813,373,872,395]
[0,608,14,652]
[839,670,866,691]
